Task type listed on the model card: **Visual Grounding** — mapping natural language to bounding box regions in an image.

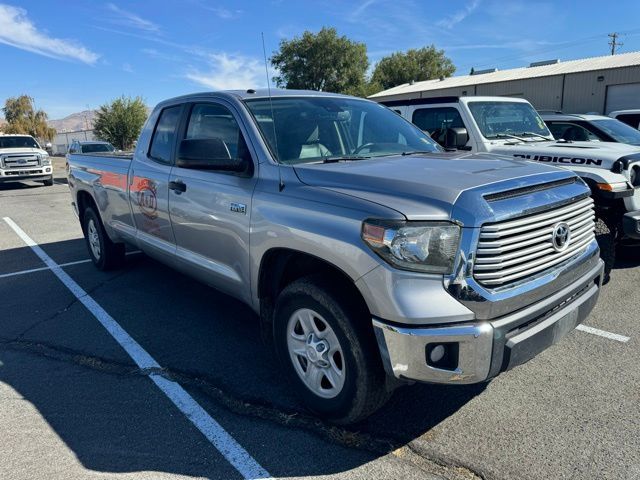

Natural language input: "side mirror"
[176,138,248,173]
[445,127,470,150]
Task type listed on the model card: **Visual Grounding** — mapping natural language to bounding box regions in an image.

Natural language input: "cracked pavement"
[0,158,638,479]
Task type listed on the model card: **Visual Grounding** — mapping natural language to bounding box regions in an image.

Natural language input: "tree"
[271,27,369,95]
[93,96,148,150]
[2,95,56,140]
[370,46,456,90]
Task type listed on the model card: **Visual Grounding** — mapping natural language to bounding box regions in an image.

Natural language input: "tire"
[594,215,616,283]
[82,207,125,271]
[42,176,54,186]
[273,275,389,424]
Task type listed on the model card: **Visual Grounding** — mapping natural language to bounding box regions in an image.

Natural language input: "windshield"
[82,143,115,153]
[592,118,640,146]
[0,136,40,149]
[244,96,441,164]
[468,101,552,140]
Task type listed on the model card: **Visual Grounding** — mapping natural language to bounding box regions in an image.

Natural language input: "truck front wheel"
[82,207,125,270]
[42,176,54,186]
[273,275,390,424]
[595,215,616,283]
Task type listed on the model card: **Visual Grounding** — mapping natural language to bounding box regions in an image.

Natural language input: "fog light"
[429,344,446,363]
[46,168,51,173]
[426,342,459,370]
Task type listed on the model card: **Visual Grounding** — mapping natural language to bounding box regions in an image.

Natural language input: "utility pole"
[608,32,623,55]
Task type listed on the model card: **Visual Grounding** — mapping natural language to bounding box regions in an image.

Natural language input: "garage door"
[605,83,640,114]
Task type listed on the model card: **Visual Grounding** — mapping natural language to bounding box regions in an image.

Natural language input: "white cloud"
[106,3,160,33]
[206,6,243,19]
[122,62,133,72]
[185,53,267,90]
[350,0,378,19]
[0,4,99,64]
[437,0,481,29]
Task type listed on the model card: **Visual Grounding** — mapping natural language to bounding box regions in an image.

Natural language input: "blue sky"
[2,0,640,119]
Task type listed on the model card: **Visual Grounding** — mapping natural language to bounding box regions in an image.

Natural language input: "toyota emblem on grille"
[552,222,571,252]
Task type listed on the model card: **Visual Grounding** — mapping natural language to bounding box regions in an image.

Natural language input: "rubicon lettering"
[513,153,603,166]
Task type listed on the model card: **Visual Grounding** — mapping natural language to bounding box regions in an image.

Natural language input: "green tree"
[371,46,456,90]
[2,95,56,140]
[271,27,369,95]
[93,96,148,150]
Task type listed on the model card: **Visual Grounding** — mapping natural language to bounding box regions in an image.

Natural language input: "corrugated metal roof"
[370,51,640,98]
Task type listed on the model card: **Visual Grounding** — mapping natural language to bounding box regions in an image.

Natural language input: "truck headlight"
[362,220,461,274]
[40,155,51,166]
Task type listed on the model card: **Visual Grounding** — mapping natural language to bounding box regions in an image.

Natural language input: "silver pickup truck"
[67,90,604,423]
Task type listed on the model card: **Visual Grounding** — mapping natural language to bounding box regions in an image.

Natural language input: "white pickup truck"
[380,96,640,277]
[0,134,53,186]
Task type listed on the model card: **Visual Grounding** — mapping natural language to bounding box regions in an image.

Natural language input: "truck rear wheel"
[595,215,616,283]
[273,275,390,424]
[82,207,125,271]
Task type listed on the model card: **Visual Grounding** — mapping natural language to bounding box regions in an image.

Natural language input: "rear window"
[149,106,182,164]
[81,143,114,153]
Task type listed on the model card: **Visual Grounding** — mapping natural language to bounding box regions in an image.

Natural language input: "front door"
[168,101,257,302]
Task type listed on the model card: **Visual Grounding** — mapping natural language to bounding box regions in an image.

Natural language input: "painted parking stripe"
[2,217,271,480]
[576,324,630,343]
[0,252,141,280]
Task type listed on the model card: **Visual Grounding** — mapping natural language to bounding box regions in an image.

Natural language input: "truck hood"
[491,140,640,170]
[0,147,47,155]
[293,153,577,221]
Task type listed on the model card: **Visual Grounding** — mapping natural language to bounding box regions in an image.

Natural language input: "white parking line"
[2,217,272,480]
[0,252,141,280]
[576,324,630,343]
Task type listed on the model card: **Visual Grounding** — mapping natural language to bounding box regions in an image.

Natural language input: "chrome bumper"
[373,257,604,384]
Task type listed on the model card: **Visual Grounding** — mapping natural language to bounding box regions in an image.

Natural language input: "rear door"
[168,100,257,302]
[129,104,184,262]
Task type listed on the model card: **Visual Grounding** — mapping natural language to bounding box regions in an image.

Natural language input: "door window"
[412,107,465,144]
[149,105,182,164]
[546,122,600,141]
[185,103,251,162]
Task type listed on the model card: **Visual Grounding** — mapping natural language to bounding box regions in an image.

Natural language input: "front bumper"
[622,210,640,239]
[373,257,604,384]
[0,167,52,183]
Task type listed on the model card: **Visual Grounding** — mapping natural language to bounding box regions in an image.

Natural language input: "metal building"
[370,51,640,114]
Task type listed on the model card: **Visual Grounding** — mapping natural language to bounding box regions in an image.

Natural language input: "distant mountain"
[48,110,97,132]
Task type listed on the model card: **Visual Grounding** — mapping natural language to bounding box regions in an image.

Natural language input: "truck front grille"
[1,155,40,168]
[474,196,595,287]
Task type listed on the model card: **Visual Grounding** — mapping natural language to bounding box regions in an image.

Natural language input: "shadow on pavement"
[0,239,500,477]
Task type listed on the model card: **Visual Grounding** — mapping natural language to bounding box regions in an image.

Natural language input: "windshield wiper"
[489,133,529,142]
[520,131,553,141]
[320,155,371,163]
[400,150,438,156]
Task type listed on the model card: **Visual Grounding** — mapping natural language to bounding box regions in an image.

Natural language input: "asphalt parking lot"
[1,158,639,480]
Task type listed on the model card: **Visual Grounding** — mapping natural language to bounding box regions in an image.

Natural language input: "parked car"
[0,134,53,186]
[379,95,640,277]
[609,109,640,130]
[67,140,116,156]
[540,112,640,146]
[67,89,604,423]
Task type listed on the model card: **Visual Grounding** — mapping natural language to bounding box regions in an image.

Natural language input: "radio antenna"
[261,32,283,191]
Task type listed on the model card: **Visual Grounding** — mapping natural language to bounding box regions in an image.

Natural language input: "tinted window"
[185,103,249,160]
[616,114,640,129]
[149,106,182,164]
[81,143,115,153]
[412,107,465,134]
[0,136,39,149]
[546,122,600,142]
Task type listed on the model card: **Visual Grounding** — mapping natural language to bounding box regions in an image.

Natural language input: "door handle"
[169,180,187,193]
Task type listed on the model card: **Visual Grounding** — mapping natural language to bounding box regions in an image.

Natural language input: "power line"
[608,32,623,55]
